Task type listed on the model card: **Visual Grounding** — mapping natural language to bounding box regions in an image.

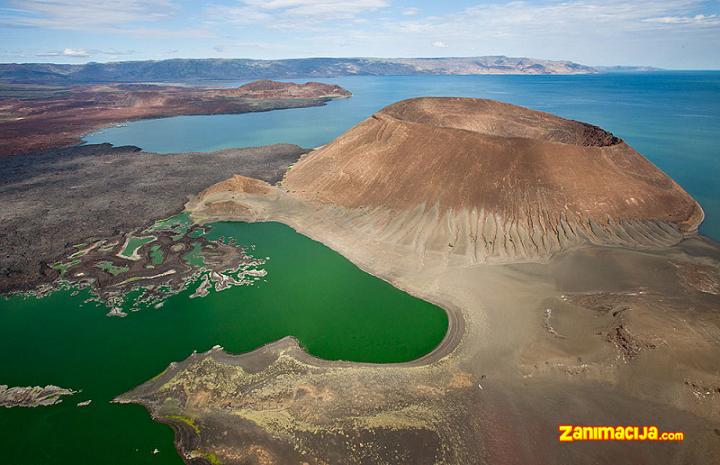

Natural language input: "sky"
[0,0,718,68]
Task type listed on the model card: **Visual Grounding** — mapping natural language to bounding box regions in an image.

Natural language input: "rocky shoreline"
[0,143,307,294]
[40,212,268,314]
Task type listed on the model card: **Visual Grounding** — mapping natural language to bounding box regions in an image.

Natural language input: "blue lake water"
[85,73,720,240]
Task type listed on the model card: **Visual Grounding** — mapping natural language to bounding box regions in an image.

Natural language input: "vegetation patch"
[96,261,129,276]
[165,415,200,434]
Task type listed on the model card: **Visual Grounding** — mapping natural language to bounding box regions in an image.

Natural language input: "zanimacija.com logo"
[559,425,684,442]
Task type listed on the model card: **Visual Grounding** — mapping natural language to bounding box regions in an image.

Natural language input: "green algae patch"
[51,259,80,277]
[118,236,156,261]
[188,227,207,239]
[182,242,205,267]
[205,452,222,465]
[150,245,165,266]
[67,241,103,260]
[68,250,87,259]
[144,212,195,241]
[145,212,193,237]
[195,451,221,465]
[165,415,200,434]
[96,261,129,276]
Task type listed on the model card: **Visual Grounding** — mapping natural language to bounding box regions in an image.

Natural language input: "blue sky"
[0,0,718,68]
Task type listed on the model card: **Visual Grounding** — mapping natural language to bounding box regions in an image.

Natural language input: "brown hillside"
[279,97,702,261]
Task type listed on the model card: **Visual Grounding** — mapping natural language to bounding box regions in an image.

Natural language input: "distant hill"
[0,56,600,84]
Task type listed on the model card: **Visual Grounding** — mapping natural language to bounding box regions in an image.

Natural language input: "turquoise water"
[85,73,720,240]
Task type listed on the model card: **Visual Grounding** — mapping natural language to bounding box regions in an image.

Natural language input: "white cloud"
[62,48,89,57]
[37,48,89,57]
[395,0,717,35]
[36,48,136,58]
[5,0,720,67]
[643,13,720,25]
[389,0,720,39]
[3,0,176,28]
[369,0,720,68]
[244,0,388,17]
[206,0,389,28]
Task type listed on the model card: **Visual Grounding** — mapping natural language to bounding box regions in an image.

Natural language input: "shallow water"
[86,72,720,240]
[0,222,447,464]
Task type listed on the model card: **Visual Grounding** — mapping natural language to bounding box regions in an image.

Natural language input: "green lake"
[0,221,448,465]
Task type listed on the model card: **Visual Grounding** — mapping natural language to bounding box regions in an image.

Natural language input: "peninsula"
[0,80,350,156]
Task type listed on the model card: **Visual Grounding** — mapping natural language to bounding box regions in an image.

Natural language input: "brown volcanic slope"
[0,80,350,156]
[281,97,703,262]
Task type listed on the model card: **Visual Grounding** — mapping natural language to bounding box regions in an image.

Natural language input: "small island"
[0,385,76,408]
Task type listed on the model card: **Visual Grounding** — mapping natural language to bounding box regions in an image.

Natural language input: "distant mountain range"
[0,57,661,84]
